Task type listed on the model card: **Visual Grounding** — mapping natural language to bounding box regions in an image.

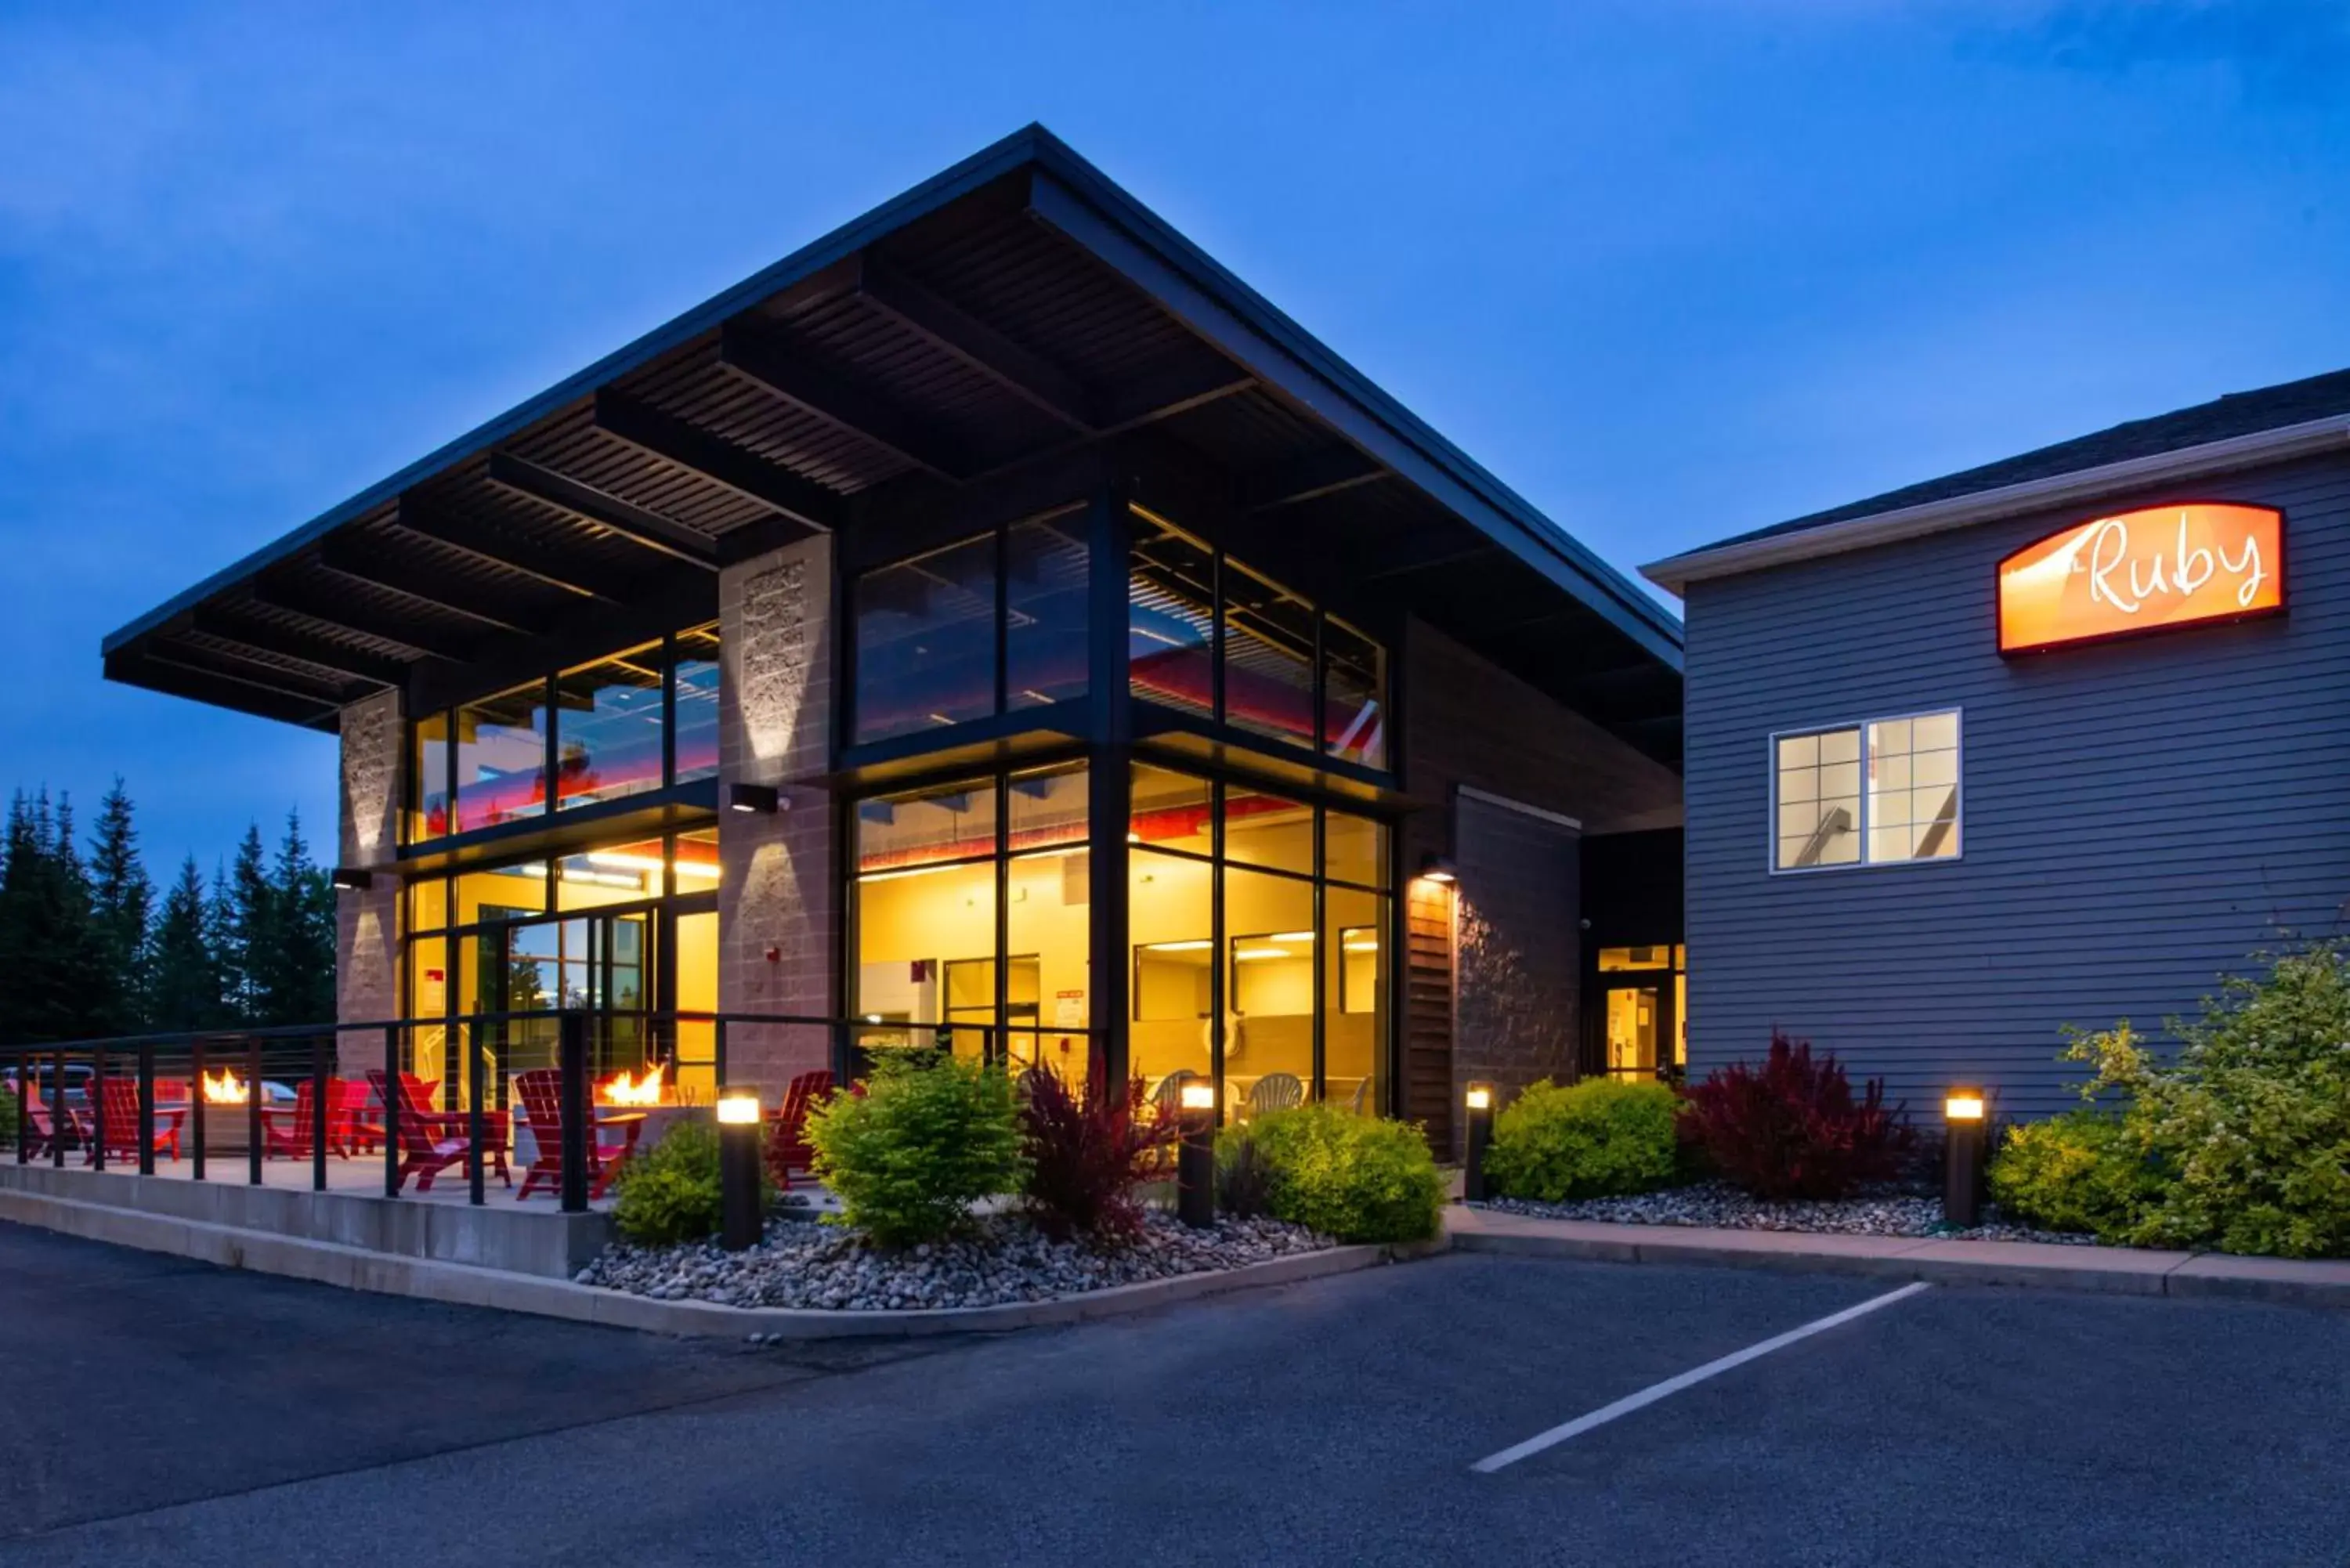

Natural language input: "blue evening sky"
[3,2,2345,876]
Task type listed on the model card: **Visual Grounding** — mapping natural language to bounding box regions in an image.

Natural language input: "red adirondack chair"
[762,1070,836,1188]
[367,1070,510,1193]
[87,1078,184,1165]
[259,1078,360,1160]
[511,1068,640,1201]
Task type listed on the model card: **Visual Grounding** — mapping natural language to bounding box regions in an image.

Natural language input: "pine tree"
[86,779,153,1034]
[0,789,110,1044]
[148,857,226,1031]
[222,825,273,1025]
[256,808,334,1025]
[204,855,244,1026]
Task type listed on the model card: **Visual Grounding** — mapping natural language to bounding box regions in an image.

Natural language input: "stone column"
[336,689,403,1029]
[718,534,837,1096]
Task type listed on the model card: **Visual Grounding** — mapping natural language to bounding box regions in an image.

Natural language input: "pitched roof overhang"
[107,125,1683,763]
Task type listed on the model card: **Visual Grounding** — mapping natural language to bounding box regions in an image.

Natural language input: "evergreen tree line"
[0,781,336,1046]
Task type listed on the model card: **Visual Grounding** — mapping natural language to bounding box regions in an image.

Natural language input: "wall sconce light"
[1463,1082,1495,1201]
[329,867,372,891]
[1943,1087,1988,1229]
[728,782,783,815]
[1177,1079,1216,1228]
[717,1091,765,1251]
[1418,853,1458,885]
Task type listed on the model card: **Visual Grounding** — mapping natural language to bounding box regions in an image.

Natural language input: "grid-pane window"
[1773,728,1860,869]
[1322,616,1387,769]
[1220,562,1316,752]
[1128,511,1216,721]
[852,533,998,746]
[1867,712,1961,863]
[1774,711,1960,872]
[1005,511,1090,715]
[554,643,666,811]
[671,623,721,785]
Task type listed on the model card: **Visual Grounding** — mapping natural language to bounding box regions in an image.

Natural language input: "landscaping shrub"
[1018,1057,1175,1245]
[1680,1031,1914,1201]
[1484,1077,1680,1202]
[610,1121,773,1246]
[2059,946,2350,1259]
[1987,1108,2157,1239]
[1219,1105,1445,1243]
[806,1050,1025,1247]
[0,1082,15,1149]
[1215,1128,1274,1219]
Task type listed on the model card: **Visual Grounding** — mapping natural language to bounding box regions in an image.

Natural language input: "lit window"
[1773,711,1960,872]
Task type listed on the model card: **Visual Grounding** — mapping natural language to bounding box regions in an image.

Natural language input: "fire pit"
[197,1068,258,1157]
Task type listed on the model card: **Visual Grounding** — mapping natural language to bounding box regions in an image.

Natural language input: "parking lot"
[4,1219,2348,1566]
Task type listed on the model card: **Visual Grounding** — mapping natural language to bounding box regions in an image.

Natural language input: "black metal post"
[311,1031,331,1192]
[247,1037,263,1187]
[466,1019,486,1205]
[49,1050,65,1169]
[382,1024,401,1198]
[1462,1085,1495,1203]
[91,1046,107,1172]
[1177,1088,1214,1229]
[13,1052,26,1164]
[558,1010,590,1214]
[1943,1100,1987,1228]
[718,1093,761,1251]
[191,1039,207,1181]
[714,1017,728,1087]
[138,1046,156,1176]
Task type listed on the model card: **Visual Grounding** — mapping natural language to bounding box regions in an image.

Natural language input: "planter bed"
[1471,1182,2095,1245]
[577,1212,1334,1311]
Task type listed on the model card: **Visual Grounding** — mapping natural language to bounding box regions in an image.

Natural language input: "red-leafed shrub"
[1018,1053,1178,1245]
[1681,1031,1914,1200]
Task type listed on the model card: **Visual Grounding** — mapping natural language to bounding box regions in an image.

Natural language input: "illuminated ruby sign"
[1997,503,2283,655]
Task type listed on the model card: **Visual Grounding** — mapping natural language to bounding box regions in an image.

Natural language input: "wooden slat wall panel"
[1403,876,1455,1154]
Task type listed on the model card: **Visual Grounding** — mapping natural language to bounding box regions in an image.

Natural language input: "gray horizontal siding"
[1683,451,2350,1120]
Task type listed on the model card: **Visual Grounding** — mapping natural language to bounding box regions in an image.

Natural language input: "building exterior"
[103,128,1684,1150]
[1647,368,2350,1119]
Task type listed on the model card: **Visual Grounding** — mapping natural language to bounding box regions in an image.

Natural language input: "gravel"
[577,1211,1335,1313]
[1472,1181,2096,1245]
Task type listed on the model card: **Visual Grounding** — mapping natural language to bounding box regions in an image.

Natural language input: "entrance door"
[1596,945,1684,1081]
[474,911,654,1089]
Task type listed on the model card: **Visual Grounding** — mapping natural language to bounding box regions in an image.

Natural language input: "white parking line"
[1470,1281,1933,1474]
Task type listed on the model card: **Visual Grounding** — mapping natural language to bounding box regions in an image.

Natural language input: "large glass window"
[1773,710,1960,872]
[671,623,721,786]
[1128,510,1216,722]
[1005,510,1090,716]
[1221,562,1316,751]
[853,532,998,746]
[454,682,548,832]
[1322,616,1388,770]
[411,713,453,842]
[555,643,667,811]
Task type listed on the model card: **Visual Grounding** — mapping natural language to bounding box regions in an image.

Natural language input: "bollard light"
[1177,1079,1216,1229]
[1942,1087,1987,1229]
[1462,1082,1495,1203]
[717,1092,764,1251]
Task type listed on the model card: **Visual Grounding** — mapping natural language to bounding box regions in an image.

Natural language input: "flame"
[201,1069,249,1105]
[598,1064,666,1107]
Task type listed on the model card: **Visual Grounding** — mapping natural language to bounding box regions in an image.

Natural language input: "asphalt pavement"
[3,1219,2347,1566]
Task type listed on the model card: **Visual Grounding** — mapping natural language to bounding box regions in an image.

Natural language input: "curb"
[1447,1211,2350,1308]
[0,1183,1446,1338]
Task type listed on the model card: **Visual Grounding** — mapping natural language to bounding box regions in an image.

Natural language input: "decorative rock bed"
[578,1212,1335,1312]
[1473,1181,2095,1245]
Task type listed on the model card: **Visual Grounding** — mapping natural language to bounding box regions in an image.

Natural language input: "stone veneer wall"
[718,534,837,1095]
[336,688,403,1030]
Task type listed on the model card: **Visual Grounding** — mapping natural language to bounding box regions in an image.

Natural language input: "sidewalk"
[1448,1204,2350,1309]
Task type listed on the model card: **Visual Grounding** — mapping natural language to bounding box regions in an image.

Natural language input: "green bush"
[1987,1109,2157,1239]
[807,1050,1026,1247]
[611,1120,773,1246]
[2059,946,2350,1259]
[1218,1105,1445,1244]
[1484,1078,1681,1201]
[0,1083,16,1149]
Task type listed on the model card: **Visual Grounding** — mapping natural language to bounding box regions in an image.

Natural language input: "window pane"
[1598,946,1673,971]
[671,623,721,785]
[857,778,997,875]
[555,839,663,910]
[1129,508,1215,721]
[1009,762,1089,856]
[1865,710,1961,864]
[1130,764,1212,858]
[853,533,997,746]
[455,682,548,832]
[1327,884,1387,1115]
[674,827,721,891]
[407,876,446,934]
[1224,867,1314,1118]
[1007,769,1090,1082]
[453,860,546,927]
[1324,809,1389,890]
[555,642,666,811]
[673,909,719,1105]
[1130,847,1213,1106]
[1775,727,1861,870]
[1323,616,1387,770]
[1222,561,1315,750]
[854,855,996,1060]
[1224,786,1314,876]
[410,712,452,842]
[1005,509,1089,716]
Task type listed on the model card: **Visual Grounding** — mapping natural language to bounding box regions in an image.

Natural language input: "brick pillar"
[336,688,403,1028]
[718,534,837,1095]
